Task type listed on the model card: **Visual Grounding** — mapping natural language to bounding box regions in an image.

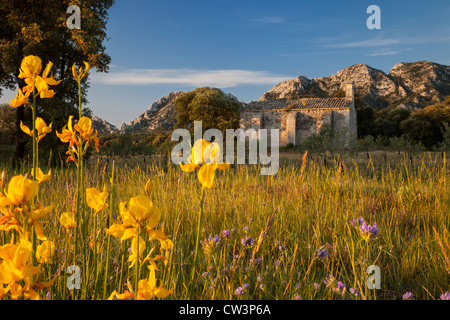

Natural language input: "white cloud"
[255,16,286,24]
[369,48,400,56]
[91,68,290,88]
[326,34,450,49]
[327,38,400,48]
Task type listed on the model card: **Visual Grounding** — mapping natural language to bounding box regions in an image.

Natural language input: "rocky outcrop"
[120,91,184,132]
[91,116,119,134]
[259,61,450,110]
[119,89,240,133]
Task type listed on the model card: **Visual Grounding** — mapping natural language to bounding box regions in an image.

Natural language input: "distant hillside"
[91,116,119,134]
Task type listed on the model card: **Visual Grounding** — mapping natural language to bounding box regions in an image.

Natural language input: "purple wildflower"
[314,245,328,259]
[201,234,220,253]
[353,217,379,241]
[313,283,320,290]
[243,283,250,290]
[295,294,302,300]
[241,236,254,247]
[440,291,450,300]
[403,291,414,300]
[221,229,230,238]
[323,274,335,287]
[249,257,262,266]
[275,260,281,268]
[234,287,244,296]
[333,281,346,294]
[360,221,379,237]
[352,217,364,226]
[201,271,210,277]
[257,276,263,283]
[350,287,360,296]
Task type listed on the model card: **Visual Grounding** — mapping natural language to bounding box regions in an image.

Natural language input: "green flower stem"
[78,81,82,119]
[135,227,140,297]
[118,240,126,294]
[188,186,205,299]
[31,85,37,264]
[93,209,98,300]
[63,231,69,300]
[103,161,115,300]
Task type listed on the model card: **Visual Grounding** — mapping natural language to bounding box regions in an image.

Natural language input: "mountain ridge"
[93,60,450,133]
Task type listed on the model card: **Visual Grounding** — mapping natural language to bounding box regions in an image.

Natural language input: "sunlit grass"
[1,151,448,300]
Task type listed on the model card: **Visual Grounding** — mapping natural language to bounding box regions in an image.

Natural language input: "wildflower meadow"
[0,55,449,301]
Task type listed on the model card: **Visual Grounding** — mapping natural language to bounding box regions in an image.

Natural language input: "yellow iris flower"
[86,186,109,213]
[9,88,31,108]
[137,265,172,300]
[72,61,90,83]
[31,167,51,184]
[108,289,135,300]
[128,236,146,268]
[20,117,52,141]
[180,139,229,189]
[74,117,100,151]
[16,55,61,100]
[0,239,53,300]
[28,202,56,241]
[34,61,62,98]
[57,116,100,164]
[18,55,42,80]
[107,265,172,300]
[56,115,78,148]
[105,195,168,242]
[59,212,77,230]
[3,175,39,206]
[36,240,55,264]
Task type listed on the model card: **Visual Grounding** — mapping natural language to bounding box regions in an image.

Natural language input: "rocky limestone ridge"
[91,116,119,134]
[258,61,450,110]
[119,89,240,133]
[120,91,184,133]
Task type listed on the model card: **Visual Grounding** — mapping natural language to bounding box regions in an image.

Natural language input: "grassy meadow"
[1,150,449,300]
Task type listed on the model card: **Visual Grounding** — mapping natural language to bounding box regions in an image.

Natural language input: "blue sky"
[1,0,450,128]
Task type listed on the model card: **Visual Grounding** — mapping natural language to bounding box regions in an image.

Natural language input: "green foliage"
[355,97,450,149]
[99,131,154,157]
[98,130,178,158]
[445,96,450,107]
[294,124,349,154]
[437,122,450,151]
[400,103,450,148]
[0,103,16,145]
[356,105,376,138]
[174,87,241,136]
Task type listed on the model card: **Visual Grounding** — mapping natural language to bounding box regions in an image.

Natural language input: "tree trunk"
[12,42,26,169]
[12,105,26,169]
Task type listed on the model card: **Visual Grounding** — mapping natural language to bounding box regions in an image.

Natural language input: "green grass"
[1,151,449,300]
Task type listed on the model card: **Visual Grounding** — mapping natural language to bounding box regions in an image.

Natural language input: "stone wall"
[240,106,356,147]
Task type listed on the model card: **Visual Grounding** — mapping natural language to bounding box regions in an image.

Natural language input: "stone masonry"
[240,83,357,147]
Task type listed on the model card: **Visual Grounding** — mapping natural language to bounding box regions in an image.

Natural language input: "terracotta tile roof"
[244,98,352,110]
